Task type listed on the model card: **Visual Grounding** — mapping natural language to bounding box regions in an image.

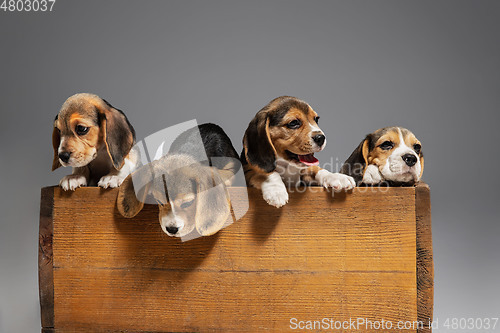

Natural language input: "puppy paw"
[59,174,87,191]
[260,173,289,208]
[262,185,289,208]
[98,175,124,189]
[316,170,356,191]
[362,165,383,185]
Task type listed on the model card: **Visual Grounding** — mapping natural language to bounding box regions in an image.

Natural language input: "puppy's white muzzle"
[160,211,191,237]
[383,152,421,183]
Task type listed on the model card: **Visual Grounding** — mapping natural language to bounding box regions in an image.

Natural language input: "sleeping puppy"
[241,96,355,208]
[340,126,424,186]
[117,123,240,238]
[52,93,139,190]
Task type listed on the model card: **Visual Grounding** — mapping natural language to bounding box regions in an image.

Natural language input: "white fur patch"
[160,208,188,237]
[261,172,289,208]
[309,124,322,133]
[362,164,383,185]
[97,175,124,189]
[316,169,356,191]
[309,123,326,150]
[380,128,421,183]
[97,149,139,189]
[59,174,87,191]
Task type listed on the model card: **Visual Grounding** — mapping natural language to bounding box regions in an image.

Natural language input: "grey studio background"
[1,1,499,332]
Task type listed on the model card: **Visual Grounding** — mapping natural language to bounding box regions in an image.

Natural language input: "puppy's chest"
[275,158,307,185]
[87,149,114,184]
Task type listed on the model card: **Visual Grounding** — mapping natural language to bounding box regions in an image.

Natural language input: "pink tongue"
[298,154,319,166]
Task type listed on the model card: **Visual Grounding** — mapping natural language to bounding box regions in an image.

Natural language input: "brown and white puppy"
[340,127,424,186]
[117,154,233,238]
[117,123,239,238]
[52,93,139,190]
[241,96,355,208]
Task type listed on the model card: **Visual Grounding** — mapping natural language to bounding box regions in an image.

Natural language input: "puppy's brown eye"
[314,116,320,124]
[379,141,394,150]
[180,200,194,209]
[75,125,89,136]
[413,144,422,154]
[287,119,301,129]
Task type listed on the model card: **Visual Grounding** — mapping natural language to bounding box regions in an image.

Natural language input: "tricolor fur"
[52,93,138,190]
[340,126,424,186]
[117,123,240,238]
[241,96,355,208]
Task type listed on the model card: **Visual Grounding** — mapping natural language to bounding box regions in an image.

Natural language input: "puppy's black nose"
[313,134,325,146]
[166,226,179,234]
[58,152,71,163]
[402,153,417,167]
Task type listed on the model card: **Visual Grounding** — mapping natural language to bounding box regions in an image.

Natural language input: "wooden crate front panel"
[43,186,420,332]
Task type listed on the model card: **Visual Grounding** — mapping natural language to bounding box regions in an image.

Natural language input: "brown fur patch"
[300,165,322,184]
[52,93,135,171]
[51,127,61,171]
[242,96,326,188]
[145,155,230,236]
[367,128,400,168]
[341,126,423,184]
[52,94,107,169]
[243,164,269,189]
[270,107,320,158]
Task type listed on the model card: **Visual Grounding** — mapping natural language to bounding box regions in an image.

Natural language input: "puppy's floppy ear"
[117,164,153,218]
[243,112,276,173]
[340,135,371,183]
[98,99,136,170]
[52,124,61,171]
[194,166,231,236]
[419,151,424,179]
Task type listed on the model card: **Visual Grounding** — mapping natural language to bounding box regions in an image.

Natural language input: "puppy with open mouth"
[241,96,355,208]
[52,93,139,190]
[340,126,424,186]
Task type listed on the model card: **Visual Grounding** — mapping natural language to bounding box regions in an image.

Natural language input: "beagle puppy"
[117,123,240,238]
[241,96,355,208]
[52,93,139,190]
[340,127,424,186]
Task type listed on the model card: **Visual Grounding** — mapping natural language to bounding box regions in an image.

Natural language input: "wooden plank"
[416,183,434,332]
[53,269,416,332]
[40,185,426,332]
[39,187,54,332]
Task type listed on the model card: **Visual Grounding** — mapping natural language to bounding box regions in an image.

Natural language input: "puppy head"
[52,93,135,171]
[342,127,424,185]
[243,96,325,172]
[117,155,231,238]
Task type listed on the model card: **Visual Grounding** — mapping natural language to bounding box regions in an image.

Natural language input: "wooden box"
[39,184,433,332]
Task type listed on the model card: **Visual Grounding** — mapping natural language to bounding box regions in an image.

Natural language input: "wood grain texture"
[39,185,433,332]
[416,183,434,332]
[39,186,54,331]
